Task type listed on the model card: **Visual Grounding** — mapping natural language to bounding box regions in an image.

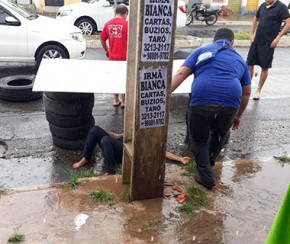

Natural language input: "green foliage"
[182,161,197,176]
[179,185,207,216]
[0,184,6,197]
[68,170,80,189]
[89,188,114,206]
[8,233,25,243]
[77,168,100,178]
[116,165,122,175]
[274,152,290,163]
[121,187,130,202]
[234,32,250,40]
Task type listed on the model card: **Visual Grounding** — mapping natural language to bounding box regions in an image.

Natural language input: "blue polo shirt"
[183,39,251,108]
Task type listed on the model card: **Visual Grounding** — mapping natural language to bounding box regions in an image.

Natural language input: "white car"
[0,0,86,66]
[56,0,186,36]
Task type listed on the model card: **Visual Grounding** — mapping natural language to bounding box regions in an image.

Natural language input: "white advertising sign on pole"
[141,0,174,62]
[139,68,167,128]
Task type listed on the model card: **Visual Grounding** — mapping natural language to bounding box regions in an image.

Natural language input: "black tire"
[174,50,191,60]
[52,134,85,150]
[49,116,95,140]
[205,14,218,26]
[186,12,194,26]
[36,44,68,68]
[43,93,94,116]
[44,92,94,102]
[46,110,94,128]
[0,75,42,102]
[76,18,96,35]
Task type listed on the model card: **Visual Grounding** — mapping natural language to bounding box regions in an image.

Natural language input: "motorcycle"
[185,3,221,26]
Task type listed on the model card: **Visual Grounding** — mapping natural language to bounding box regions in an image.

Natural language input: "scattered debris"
[74,213,89,231]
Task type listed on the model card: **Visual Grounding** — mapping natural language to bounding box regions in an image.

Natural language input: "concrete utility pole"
[122,0,178,200]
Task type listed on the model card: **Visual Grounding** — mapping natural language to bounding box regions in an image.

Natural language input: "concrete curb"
[85,36,290,49]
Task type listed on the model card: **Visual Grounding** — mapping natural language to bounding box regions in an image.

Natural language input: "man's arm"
[165,151,192,164]
[100,40,109,58]
[249,16,258,43]
[232,84,251,130]
[271,18,290,48]
[170,66,192,93]
[107,131,123,139]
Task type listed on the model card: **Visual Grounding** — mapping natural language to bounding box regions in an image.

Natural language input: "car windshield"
[1,0,37,19]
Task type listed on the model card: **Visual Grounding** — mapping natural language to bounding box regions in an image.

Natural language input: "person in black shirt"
[247,0,290,100]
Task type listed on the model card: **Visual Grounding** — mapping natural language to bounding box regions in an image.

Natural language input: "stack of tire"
[43,92,95,150]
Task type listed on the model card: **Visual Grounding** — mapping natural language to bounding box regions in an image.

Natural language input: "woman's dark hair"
[115,4,129,15]
[213,28,234,42]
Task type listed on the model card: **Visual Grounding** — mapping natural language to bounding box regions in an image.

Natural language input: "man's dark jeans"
[188,106,238,187]
[82,126,123,174]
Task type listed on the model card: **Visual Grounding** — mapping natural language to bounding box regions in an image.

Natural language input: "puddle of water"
[0,158,289,243]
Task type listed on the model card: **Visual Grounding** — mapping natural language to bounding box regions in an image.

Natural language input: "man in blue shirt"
[171,28,251,190]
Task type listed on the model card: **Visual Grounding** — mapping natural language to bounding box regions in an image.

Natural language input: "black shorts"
[246,42,275,69]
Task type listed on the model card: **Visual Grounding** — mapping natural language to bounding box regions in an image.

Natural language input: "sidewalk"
[85,19,290,49]
[86,34,290,49]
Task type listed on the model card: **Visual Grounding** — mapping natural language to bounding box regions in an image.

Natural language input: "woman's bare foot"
[72,158,89,169]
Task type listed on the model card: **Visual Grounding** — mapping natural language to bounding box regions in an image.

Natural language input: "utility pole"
[122,0,178,200]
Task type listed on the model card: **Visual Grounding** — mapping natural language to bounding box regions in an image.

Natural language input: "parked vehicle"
[0,0,86,67]
[185,3,221,26]
[57,0,186,36]
[106,0,129,5]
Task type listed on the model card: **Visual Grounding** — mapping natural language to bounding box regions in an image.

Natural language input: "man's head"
[213,28,234,45]
[115,4,129,19]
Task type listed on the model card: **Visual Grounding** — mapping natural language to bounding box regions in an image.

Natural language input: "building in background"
[17,0,289,15]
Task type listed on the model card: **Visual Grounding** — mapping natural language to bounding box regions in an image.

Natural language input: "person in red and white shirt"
[100,4,128,108]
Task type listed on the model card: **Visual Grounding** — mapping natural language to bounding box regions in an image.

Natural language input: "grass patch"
[8,233,25,243]
[77,168,100,178]
[179,185,207,216]
[121,187,130,202]
[274,152,290,163]
[86,35,99,40]
[0,184,7,197]
[116,165,122,175]
[234,32,250,40]
[182,161,197,176]
[89,188,114,206]
[68,170,80,189]
[68,169,102,188]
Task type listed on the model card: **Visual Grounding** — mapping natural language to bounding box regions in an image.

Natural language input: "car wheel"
[0,75,42,102]
[76,18,95,35]
[36,44,68,68]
